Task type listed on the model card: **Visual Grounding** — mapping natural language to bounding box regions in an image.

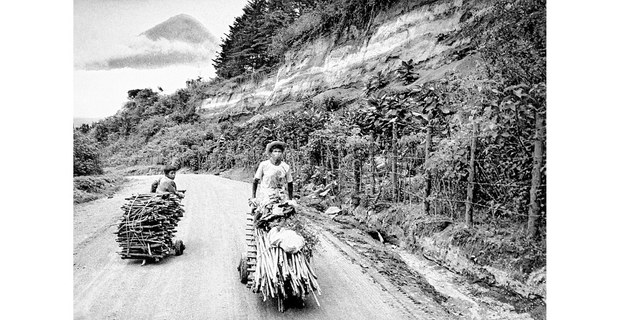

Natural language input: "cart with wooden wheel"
[116,192,186,264]
[238,201,321,312]
[238,211,257,285]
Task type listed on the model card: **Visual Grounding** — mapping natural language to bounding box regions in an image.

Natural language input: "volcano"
[140,14,218,45]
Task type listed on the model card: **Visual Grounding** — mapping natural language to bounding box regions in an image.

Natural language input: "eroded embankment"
[198,0,488,120]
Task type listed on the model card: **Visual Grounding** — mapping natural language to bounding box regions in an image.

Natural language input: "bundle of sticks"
[252,228,321,306]
[115,193,184,260]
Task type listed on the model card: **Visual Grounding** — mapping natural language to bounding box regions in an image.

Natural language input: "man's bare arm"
[252,178,260,198]
[287,182,293,200]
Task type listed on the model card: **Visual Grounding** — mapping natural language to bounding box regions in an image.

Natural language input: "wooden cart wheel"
[238,254,249,284]
[174,240,185,256]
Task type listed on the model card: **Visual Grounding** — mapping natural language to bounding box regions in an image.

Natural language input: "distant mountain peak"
[140,14,218,44]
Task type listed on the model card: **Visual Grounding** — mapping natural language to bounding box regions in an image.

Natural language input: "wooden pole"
[392,121,398,201]
[319,139,324,168]
[423,123,432,214]
[465,123,478,227]
[527,111,544,240]
[408,145,414,204]
[370,134,376,194]
[290,144,296,181]
[354,149,361,195]
[329,145,335,182]
[338,141,343,194]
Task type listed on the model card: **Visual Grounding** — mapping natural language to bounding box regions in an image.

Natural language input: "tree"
[213,0,316,79]
[74,131,104,176]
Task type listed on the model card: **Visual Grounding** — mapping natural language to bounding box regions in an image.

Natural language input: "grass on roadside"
[104,165,162,176]
[73,174,128,204]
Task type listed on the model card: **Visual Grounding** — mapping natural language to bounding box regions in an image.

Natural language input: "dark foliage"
[213,0,315,79]
[74,131,104,176]
[213,0,403,80]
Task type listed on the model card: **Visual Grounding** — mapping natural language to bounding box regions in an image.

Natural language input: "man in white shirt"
[252,141,294,205]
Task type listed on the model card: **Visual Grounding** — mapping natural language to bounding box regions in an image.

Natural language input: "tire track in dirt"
[74,174,454,319]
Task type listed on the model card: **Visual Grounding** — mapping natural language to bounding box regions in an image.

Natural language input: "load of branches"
[252,228,321,307]
[115,193,185,260]
[251,194,321,309]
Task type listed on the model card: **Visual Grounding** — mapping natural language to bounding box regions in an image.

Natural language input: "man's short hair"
[163,165,178,174]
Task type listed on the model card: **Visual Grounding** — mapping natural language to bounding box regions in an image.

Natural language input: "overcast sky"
[74,0,249,118]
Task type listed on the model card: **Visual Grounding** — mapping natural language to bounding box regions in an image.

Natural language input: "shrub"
[74,131,104,176]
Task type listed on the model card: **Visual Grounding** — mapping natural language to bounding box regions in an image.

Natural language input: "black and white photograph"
[0,0,584,317]
[5,0,619,318]
[70,0,553,319]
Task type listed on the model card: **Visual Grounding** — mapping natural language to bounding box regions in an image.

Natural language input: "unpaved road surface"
[74,175,453,319]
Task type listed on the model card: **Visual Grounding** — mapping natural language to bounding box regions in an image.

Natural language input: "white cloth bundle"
[268,227,306,253]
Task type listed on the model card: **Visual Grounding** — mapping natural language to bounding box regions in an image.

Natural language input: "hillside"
[201,0,490,120]
[75,0,546,314]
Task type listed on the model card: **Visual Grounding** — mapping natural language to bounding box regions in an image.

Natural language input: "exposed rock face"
[200,0,485,118]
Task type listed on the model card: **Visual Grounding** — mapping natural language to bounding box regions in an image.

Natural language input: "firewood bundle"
[252,228,321,306]
[115,193,184,260]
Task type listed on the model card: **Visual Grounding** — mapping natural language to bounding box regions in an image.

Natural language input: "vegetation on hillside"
[212,0,404,79]
[74,131,104,176]
[74,130,127,203]
[74,174,127,204]
[74,0,546,285]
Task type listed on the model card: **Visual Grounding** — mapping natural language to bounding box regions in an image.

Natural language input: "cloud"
[76,36,218,70]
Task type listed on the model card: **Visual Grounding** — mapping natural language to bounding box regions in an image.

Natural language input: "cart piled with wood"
[238,195,321,312]
[115,192,186,263]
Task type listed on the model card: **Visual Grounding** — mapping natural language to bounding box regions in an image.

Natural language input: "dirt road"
[74,175,453,319]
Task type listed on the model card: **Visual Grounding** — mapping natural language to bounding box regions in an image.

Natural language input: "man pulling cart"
[238,141,321,312]
[116,165,186,264]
